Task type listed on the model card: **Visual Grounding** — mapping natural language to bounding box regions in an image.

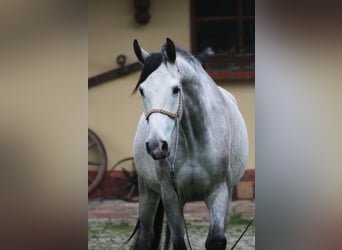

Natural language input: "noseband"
[145,90,183,121]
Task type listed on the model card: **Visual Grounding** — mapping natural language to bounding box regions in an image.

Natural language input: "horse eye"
[139,87,144,97]
[172,86,180,95]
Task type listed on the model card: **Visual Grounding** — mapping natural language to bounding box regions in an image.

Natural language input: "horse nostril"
[160,141,168,154]
[146,140,168,159]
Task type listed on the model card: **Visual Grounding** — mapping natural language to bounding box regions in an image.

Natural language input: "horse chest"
[176,163,213,201]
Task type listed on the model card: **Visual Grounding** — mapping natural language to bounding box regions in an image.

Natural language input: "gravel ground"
[88,219,255,250]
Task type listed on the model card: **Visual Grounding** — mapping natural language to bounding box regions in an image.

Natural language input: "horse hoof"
[205,235,227,250]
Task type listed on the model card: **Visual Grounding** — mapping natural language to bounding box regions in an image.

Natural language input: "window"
[191,0,255,80]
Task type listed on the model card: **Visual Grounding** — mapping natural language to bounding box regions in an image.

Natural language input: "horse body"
[132,38,248,250]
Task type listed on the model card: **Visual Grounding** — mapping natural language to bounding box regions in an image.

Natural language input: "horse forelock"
[134,53,165,93]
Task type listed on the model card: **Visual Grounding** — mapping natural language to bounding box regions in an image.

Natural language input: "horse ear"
[133,39,150,63]
[165,38,176,63]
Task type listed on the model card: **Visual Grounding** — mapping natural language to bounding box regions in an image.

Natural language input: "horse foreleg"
[161,186,187,250]
[133,177,161,250]
[205,182,229,250]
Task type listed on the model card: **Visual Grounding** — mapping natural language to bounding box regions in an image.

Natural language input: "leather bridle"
[145,91,183,121]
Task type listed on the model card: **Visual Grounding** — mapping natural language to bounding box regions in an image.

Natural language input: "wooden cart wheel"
[88,129,107,194]
[111,157,138,202]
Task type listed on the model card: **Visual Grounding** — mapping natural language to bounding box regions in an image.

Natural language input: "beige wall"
[89,0,255,170]
[89,0,190,77]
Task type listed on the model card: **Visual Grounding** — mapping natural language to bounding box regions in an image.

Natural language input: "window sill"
[203,54,255,81]
[208,70,255,81]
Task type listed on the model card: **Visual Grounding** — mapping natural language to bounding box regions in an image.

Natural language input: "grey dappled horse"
[130,38,248,250]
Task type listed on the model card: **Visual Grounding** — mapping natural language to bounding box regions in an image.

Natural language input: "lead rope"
[230,217,255,250]
[166,90,192,250]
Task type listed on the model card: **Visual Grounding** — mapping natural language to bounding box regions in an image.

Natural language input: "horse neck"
[177,57,217,142]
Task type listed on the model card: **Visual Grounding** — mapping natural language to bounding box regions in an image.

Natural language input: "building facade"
[89,0,255,173]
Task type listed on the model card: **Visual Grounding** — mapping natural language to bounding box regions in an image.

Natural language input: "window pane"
[244,20,255,53]
[243,0,255,16]
[196,0,237,17]
[196,21,238,53]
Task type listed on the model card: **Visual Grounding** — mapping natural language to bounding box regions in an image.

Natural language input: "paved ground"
[88,199,255,221]
[88,199,255,250]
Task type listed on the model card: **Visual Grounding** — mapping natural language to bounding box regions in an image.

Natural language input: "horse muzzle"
[145,140,169,160]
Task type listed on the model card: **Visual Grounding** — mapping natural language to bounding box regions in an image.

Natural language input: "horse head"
[133,38,183,160]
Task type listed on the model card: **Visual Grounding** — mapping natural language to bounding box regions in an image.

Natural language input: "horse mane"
[173,47,202,68]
